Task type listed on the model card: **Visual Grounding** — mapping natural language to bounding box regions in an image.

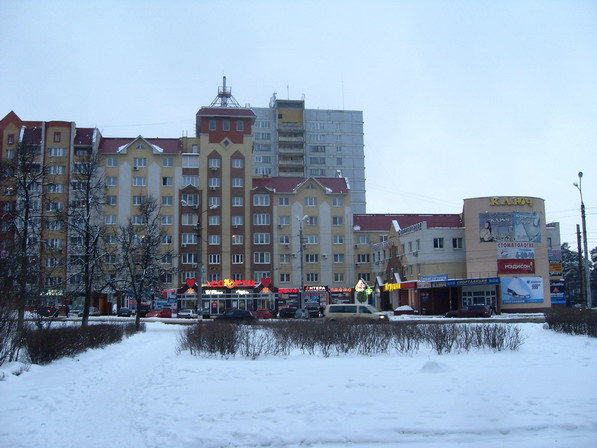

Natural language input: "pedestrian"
[65,304,70,317]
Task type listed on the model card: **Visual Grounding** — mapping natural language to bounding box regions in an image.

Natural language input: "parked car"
[215,309,257,322]
[278,307,298,319]
[146,308,172,318]
[78,307,100,317]
[394,305,417,315]
[323,304,388,321]
[255,308,275,319]
[445,305,491,318]
[304,305,321,318]
[177,309,198,319]
[117,307,133,317]
[37,305,59,318]
[294,308,311,319]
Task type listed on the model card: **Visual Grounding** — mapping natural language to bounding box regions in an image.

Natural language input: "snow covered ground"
[1,320,596,448]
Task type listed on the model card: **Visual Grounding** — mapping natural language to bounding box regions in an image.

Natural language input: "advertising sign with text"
[497,259,535,274]
[501,277,544,304]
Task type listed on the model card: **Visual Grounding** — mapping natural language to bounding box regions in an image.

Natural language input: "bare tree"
[108,196,176,330]
[0,140,49,330]
[56,152,107,326]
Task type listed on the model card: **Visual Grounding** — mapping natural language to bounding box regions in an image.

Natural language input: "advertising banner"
[497,259,535,274]
[497,242,535,259]
[479,213,541,243]
[550,280,567,304]
[549,262,563,277]
[501,277,544,304]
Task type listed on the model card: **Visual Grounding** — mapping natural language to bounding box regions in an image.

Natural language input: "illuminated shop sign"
[205,279,256,288]
[305,285,328,292]
[329,288,352,293]
[278,288,300,294]
[489,197,534,207]
[497,259,535,274]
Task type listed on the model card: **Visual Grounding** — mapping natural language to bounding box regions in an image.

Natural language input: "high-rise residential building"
[251,93,366,214]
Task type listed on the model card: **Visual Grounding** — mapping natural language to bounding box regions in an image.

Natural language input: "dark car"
[117,307,133,317]
[445,305,491,318]
[215,309,257,322]
[278,307,298,319]
[37,305,59,318]
[304,306,321,318]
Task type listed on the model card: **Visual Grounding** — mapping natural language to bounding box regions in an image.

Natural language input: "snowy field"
[0,320,596,448]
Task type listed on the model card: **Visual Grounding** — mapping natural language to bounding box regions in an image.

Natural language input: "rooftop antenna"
[210,76,240,107]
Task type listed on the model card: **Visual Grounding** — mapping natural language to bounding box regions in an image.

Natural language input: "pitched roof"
[196,107,256,118]
[252,177,350,194]
[353,214,463,231]
[99,137,181,154]
[74,128,96,145]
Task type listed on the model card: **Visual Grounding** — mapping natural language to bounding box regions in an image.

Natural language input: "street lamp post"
[297,215,308,308]
[574,172,592,308]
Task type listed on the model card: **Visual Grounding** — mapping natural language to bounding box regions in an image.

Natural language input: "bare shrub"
[178,322,240,358]
[545,308,597,337]
[423,324,458,354]
[0,307,21,366]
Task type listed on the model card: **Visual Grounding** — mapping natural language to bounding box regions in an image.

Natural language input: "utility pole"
[297,215,308,308]
[574,172,592,308]
[577,224,584,307]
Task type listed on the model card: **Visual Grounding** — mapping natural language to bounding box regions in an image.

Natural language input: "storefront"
[329,287,353,304]
[201,279,276,315]
[303,285,329,308]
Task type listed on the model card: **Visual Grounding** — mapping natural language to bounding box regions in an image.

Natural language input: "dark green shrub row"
[21,322,144,365]
[178,320,526,359]
[544,307,597,337]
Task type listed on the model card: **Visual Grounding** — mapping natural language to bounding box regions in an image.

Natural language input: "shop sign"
[305,285,328,292]
[497,259,535,274]
[549,262,562,277]
[479,213,541,243]
[278,288,300,294]
[329,288,352,293]
[550,280,566,304]
[384,283,402,292]
[489,197,534,207]
[398,222,422,236]
[497,242,535,259]
[355,279,367,292]
[420,274,448,282]
[205,279,256,288]
[501,277,544,304]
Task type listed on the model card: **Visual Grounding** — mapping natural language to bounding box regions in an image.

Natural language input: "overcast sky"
[1,0,595,247]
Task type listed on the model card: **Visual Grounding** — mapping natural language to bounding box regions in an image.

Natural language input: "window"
[106,195,117,206]
[332,216,343,225]
[278,197,289,206]
[336,158,343,166]
[452,238,463,249]
[280,273,291,283]
[306,273,319,282]
[107,157,118,167]
[162,196,173,206]
[72,162,90,174]
[48,165,66,175]
[161,273,173,284]
[333,254,345,263]
[47,183,65,193]
[310,145,325,153]
[231,216,244,226]
[49,147,66,157]
[358,235,369,244]
[182,175,198,187]
[305,197,317,207]
[162,177,173,186]
[232,234,244,245]
[209,215,221,226]
[253,214,270,225]
[357,254,370,263]
[279,235,290,245]
[208,177,220,188]
[105,215,117,225]
[333,234,344,244]
[253,194,270,206]
[253,271,271,282]
[332,198,343,207]
[163,157,173,167]
[306,216,318,226]
[162,235,173,245]
[133,158,146,168]
[306,254,319,263]
[408,241,413,253]
[433,238,444,249]
[254,143,272,152]
[208,158,220,169]
[231,197,243,207]
[209,119,216,131]
[208,197,220,208]
[132,215,145,226]
[180,193,198,206]
[191,145,198,154]
[181,233,197,245]
[7,134,15,145]
[162,254,172,264]
[136,144,144,150]
[254,233,270,245]
[254,252,271,264]
[46,220,64,231]
[208,235,221,245]
[232,254,244,264]
[133,177,146,186]
[53,132,61,143]
[310,157,326,165]
[254,132,271,140]
[231,158,244,168]
[182,155,199,168]
[182,214,198,226]
[232,178,244,187]
[223,119,230,131]
[307,235,319,245]
[279,216,290,226]
[161,216,172,225]
[334,273,345,282]
[181,253,198,264]
[133,195,145,206]
[46,202,64,212]
[236,120,244,131]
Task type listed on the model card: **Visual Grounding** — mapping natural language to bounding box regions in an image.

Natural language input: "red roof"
[99,137,182,154]
[353,214,463,231]
[252,177,350,194]
[196,107,256,118]
[74,128,96,145]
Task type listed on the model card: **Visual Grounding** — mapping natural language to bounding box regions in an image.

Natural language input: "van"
[323,304,388,321]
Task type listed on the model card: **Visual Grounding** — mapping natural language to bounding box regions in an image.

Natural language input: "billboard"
[501,277,544,304]
[479,213,541,243]
[497,259,535,274]
[550,280,567,304]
